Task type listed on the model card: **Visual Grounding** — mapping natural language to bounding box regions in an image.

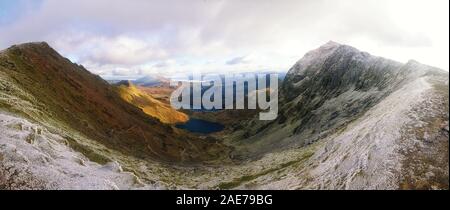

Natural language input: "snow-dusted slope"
[225,75,447,190]
[0,112,155,189]
[294,77,434,189]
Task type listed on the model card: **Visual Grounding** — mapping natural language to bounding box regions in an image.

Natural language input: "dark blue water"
[176,118,224,134]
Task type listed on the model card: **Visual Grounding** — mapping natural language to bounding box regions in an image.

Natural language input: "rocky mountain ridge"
[0,41,447,189]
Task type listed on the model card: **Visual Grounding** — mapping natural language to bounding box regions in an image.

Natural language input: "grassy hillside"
[115,81,188,124]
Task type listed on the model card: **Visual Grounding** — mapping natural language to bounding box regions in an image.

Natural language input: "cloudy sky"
[0,0,448,79]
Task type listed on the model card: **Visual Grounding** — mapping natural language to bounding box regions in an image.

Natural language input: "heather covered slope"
[0,42,227,163]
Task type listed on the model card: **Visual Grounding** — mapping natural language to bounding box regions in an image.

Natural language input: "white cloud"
[85,36,168,65]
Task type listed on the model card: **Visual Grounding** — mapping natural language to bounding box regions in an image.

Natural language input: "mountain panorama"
[0,41,448,190]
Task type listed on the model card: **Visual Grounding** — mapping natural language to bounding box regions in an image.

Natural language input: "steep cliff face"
[0,42,227,163]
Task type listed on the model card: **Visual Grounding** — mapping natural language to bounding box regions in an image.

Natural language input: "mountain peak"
[8,42,51,51]
[3,42,60,59]
[323,40,341,47]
